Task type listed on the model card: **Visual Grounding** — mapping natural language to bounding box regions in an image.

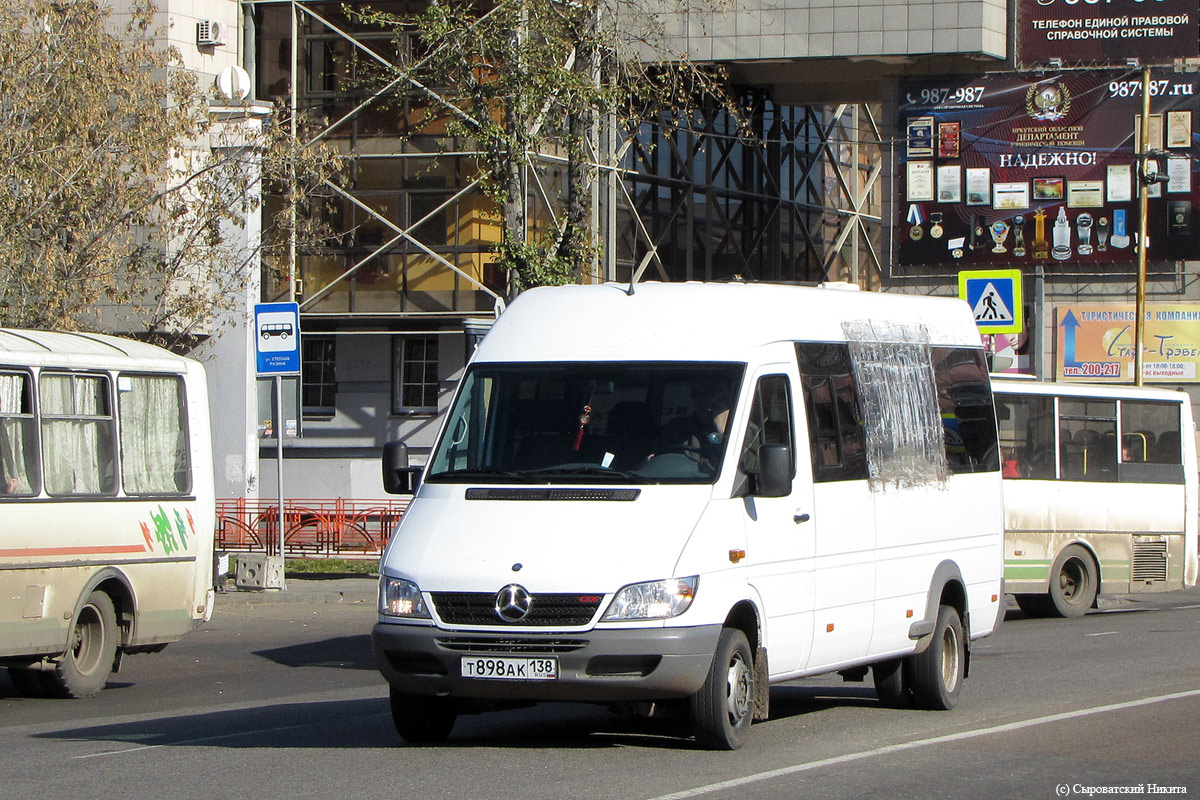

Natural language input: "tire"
[45,591,119,699]
[872,658,909,708]
[690,627,755,750]
[1047,545,1098,618]
[389,688,457,744]
[906,605,965,711]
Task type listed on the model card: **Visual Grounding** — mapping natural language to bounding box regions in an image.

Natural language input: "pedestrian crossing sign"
[958,269,1023,335]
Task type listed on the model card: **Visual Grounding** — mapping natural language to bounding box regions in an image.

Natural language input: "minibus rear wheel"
[389,688,457,743]
[906,604,964,711]
[47,590,118,698]
[690,627,755,750]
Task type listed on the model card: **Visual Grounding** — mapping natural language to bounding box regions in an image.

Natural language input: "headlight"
[379,576,431,619]
[602,577,697,621]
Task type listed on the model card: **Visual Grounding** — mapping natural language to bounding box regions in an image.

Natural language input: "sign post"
[254,302,301,589]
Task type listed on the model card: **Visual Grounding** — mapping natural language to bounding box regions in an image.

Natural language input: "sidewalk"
[215,574,379,607]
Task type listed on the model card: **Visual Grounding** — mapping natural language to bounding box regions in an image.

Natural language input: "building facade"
[142,0,1200,517]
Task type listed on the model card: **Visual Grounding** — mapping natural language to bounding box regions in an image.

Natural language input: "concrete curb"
[215,575,378,607]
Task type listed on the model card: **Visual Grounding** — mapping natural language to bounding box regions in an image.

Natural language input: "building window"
[302,336,337,417]
[393,336,439,414]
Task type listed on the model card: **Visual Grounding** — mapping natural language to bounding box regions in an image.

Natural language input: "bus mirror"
[756,443,793,498]
[382,441,420,495]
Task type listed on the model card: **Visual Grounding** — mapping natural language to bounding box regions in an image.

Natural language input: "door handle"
[794,513,811,524]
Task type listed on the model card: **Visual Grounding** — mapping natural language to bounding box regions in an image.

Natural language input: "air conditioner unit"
[197,19,226,47]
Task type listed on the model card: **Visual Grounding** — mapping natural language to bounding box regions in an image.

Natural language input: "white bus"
[992,378,1199,617]
[0,329,215,697]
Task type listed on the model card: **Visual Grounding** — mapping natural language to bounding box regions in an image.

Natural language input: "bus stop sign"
[254,302,301,376]
[958,269,1023,335]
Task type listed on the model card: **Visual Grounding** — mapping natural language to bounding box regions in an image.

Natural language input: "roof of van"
[0,328,195,371]
[476,282,982,363]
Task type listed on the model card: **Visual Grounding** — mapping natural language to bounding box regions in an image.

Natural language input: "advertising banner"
[1017,0,1199,69]
[1055,301,1200,382]
[896,70,1200,271]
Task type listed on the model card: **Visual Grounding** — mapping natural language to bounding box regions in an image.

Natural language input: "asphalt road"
[2,579,1198,800]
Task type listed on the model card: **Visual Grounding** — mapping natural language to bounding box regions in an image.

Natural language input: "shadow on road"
[253,635,376,671]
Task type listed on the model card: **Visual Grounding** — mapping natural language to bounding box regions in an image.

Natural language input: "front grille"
[1132,539,1168,583]
[431,592,603,626]
[437,636,588,654]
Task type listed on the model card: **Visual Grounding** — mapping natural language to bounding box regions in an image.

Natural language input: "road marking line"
[1086,631,1119,637]
[647,687,1200,800]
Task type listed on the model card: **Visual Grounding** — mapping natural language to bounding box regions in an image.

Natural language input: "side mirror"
[756,443,794,498]
[382,441,421,495]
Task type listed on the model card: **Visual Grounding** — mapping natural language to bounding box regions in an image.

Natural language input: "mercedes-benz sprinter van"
[374,282,1005,749]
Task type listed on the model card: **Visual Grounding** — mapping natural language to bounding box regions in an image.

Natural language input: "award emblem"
[929,212,944,239]
[1012,215,1026,257]
[990,220,1010,253]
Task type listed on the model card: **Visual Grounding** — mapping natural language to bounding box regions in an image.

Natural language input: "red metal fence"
[215,498,409,558]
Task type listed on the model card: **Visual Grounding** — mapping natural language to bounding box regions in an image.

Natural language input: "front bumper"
[372,621,722,702]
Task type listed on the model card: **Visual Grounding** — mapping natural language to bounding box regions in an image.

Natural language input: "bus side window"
[1119,399,1185,484]
[0,370,39,496]
[40,373,117,496]
[998,394,1055,480]
[119,374,191,495]
[1059,399,1116,482]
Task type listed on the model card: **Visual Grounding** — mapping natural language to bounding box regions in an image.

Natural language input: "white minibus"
[374,282,1005,749]
[0,329,215,697]
[992,378,1198,617]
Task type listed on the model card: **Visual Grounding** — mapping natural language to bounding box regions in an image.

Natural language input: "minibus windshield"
[426,362,745,484]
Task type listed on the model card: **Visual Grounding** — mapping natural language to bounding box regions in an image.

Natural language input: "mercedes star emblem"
[494,584,532,622]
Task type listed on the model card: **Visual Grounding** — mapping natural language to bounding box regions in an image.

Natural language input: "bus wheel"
[1048,545,1098,618]
[47,591,118,698]
[872,658,910,708]
[906,605,965,711]
[690,627,755,750]
[389,688,457,743]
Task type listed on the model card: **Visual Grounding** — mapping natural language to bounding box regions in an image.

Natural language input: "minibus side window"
[0,370,39,497]
[930,347,1000,474]
[796,342,868,483]
[40,373,117,496]
[738,375,794,477]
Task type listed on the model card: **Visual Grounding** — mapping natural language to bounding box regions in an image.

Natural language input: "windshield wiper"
[527,465,653,483]
[433,468,534,483]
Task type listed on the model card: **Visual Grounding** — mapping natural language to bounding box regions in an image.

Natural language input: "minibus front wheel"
[690,627,755,750]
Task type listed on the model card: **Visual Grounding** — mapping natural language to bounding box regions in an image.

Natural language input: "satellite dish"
[215,66,252,101]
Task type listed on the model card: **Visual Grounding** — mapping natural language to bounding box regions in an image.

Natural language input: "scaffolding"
[242,0,884,322]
